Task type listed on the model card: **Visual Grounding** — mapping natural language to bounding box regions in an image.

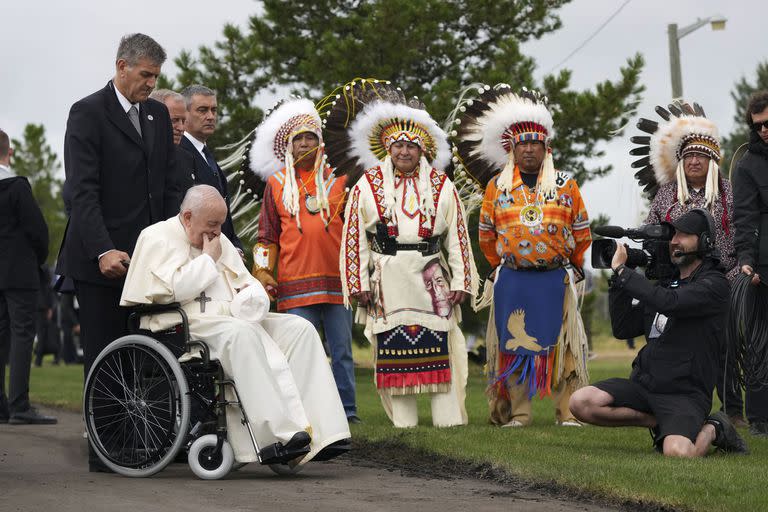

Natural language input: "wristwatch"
[612,264,626,276]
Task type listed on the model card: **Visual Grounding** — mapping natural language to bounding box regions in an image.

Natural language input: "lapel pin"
[147,115,154,121]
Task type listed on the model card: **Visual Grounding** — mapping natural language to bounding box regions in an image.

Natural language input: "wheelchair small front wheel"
[188,434,234,480]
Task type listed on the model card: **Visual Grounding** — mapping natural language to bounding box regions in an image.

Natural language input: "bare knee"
[662,436,698,458]
[569,386,606,421]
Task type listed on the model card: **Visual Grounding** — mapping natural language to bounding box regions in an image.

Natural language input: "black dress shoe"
[259,431,312,465]
[313,439,352,462]
[283,431,311,451]
[347,415,362,425]
[9,407,58,425]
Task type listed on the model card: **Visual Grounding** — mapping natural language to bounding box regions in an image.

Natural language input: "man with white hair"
[150,88,193,212]
[120,184,351,466]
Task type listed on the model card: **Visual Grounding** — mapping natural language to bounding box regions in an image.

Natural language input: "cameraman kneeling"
[570,210,748,457]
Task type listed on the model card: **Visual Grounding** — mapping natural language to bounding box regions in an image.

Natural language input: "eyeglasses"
[752,120,768,131]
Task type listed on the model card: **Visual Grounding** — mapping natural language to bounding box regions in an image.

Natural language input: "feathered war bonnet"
[452,84,557,196]
[319,79,451,220]
[248,98,329,229]
[631,100,721,207]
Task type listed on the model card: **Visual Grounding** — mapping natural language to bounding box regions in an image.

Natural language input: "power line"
[546,0,633,74]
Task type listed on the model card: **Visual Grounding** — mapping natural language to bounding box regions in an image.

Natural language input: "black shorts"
[593,378,711,448]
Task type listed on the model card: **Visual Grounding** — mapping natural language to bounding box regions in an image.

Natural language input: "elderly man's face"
[186,94,218,142]
[682,152,710,187]
[669,230,700,267]
[116,57,161,103]
[389,140,421,175]
[181,201,227,249]
[514,140,546,174]
[291,132,320,166]
[422,260,451,317]
[165,98,187,145]
[752,106,768,144]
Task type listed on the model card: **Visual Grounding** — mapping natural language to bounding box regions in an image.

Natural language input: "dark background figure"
[56,292,80,365]
[179,84,243,253]
[56,33,178,471]
[732,90,768,437]
[0,128,56,425]
[34,264,59,367]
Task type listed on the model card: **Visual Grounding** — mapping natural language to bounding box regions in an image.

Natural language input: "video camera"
[591,224,676,281]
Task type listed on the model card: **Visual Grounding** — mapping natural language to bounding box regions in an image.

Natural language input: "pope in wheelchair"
[85,184,351,479]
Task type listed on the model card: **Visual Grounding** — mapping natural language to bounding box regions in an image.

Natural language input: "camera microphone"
[593,224,674,240]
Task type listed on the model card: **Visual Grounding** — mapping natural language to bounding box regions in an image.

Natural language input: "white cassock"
[120,217,350,463]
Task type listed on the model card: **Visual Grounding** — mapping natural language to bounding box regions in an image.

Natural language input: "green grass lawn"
[22,335,767,512]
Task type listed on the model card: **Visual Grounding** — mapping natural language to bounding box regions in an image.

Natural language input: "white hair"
[179,185,225,215]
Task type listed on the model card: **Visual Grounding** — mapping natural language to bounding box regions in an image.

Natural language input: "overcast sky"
[2,0,766,232]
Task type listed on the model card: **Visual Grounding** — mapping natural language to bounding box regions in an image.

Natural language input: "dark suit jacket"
[166,145,197,215]
[178,135,242,249]
[0,173,49,290]
[57,81,179,288]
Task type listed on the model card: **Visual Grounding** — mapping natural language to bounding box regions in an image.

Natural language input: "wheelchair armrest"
[127,303,191,345]
[131,302,183,315]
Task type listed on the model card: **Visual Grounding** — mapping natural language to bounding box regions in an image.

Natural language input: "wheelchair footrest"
[259,432,311,465]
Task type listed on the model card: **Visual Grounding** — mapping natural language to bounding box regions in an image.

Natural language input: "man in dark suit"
[0,128,55,425]
[179,84,243,252]
[150,89,194,212]
[56,34,178,469]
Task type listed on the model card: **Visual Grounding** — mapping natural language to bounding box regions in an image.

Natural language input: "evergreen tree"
[721,61,768,175]
[160,24,270,150]
[11,123,66,265]
[169,0,644,184]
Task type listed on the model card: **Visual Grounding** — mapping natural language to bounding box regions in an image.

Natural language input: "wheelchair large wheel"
[84,334,191,477]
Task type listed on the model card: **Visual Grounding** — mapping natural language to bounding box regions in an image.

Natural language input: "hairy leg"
[569,386,656,428]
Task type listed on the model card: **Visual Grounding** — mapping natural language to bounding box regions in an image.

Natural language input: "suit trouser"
[75,281,130,467]
[0,289,37,414]
[74,282,129,379]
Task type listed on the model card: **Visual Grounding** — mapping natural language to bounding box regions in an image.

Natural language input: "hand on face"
[202,232,222,262]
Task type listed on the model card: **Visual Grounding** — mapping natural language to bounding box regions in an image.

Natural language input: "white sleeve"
[170,254,219,302]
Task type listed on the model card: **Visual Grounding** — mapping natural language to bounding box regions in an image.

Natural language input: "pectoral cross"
[194,291,212,313]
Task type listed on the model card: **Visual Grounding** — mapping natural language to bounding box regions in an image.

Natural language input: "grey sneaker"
[707,411,748,454]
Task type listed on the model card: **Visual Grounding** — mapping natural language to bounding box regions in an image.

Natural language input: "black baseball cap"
[671,210,711,237]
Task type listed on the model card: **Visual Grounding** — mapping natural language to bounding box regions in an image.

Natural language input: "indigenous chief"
[570,209,748,457]
[455,85,591,428]
[632,100,743,426]
[57,33,179,471]
[330,80,478,428]
[120,185,351,465]
[249,99,359,423]
[732,90,768,437]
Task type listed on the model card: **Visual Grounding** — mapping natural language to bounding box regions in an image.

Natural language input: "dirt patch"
[349,437,678,512]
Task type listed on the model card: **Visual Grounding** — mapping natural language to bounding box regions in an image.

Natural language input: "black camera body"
[592,223,676,282]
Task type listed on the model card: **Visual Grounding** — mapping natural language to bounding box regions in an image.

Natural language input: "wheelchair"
[83,303,308,479]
